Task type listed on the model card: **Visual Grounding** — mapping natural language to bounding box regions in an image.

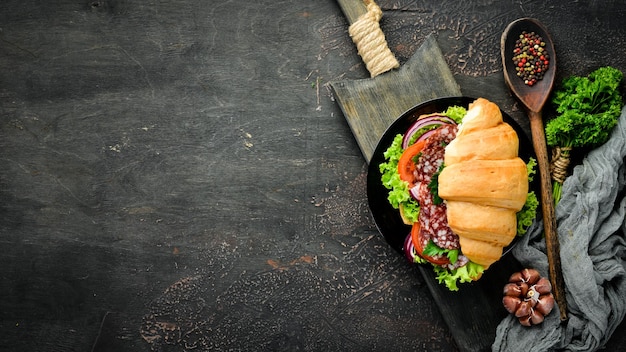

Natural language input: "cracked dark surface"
[138,173,454,351]
[2,0,626,351]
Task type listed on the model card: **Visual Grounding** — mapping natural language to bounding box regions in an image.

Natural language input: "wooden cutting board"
[330,34,461,161]
[330,25,522,352]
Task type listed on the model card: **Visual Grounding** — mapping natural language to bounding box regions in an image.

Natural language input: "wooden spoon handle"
[528,110,568,321]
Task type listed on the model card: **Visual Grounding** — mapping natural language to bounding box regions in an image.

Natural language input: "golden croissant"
[438,98,528,268]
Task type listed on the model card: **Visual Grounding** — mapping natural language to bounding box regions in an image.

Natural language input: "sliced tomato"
[397,139,426,185]
[411,222,450,266]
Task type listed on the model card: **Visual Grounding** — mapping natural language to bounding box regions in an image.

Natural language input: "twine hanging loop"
[550,146,572,184]
[348,0,399,77]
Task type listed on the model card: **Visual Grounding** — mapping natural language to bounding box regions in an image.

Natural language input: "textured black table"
[1,1,625,351]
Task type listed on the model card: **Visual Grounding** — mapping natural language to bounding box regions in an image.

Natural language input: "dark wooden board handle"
[336,0,368,25]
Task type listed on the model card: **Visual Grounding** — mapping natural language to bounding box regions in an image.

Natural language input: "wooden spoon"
[501,18,567,322]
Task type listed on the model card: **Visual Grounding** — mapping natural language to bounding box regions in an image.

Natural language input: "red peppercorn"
[512,31,550,86]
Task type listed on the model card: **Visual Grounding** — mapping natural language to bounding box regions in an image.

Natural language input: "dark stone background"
[1,1,625,351]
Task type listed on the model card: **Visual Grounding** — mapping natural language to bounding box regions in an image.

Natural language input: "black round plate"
[366,96,536,254]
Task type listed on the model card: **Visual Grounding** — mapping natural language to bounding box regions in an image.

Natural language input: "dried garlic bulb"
[502,268,555,326]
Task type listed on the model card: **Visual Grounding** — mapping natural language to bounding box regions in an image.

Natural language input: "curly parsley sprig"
[546,66,624,204]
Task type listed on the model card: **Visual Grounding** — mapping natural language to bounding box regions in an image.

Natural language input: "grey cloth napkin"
[492,105,626,352]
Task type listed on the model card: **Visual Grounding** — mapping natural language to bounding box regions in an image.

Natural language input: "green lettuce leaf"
[433,261,485,291]
[379,134,420,223]
[517,157,539,235]
[443,106,467,124]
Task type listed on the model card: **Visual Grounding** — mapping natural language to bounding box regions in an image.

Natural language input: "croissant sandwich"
[379,98,537,291]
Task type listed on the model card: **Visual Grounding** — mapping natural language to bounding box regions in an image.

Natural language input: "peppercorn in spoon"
[501,18,567,322]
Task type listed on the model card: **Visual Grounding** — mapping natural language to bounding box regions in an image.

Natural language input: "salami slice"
[414,124,460,251]
[413,124,457,183]
[428,203,459,249]
[418,185,460,250]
